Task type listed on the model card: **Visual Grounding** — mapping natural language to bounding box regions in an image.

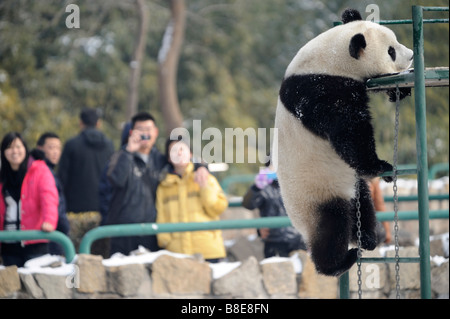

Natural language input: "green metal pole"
[79,216,292,254]
[79,210,448,255]
[0,230,76,263]
[339,272,350,299]
[412,5,432,299]
[376,209,448,221]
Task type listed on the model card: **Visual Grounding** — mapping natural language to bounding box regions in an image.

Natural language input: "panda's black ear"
[349,33,366,59]
[342,8,363,24]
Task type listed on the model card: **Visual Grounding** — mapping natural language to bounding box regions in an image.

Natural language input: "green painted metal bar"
[413,5,432,299]
[79,216,292,255]
[422,7,449,11]
[377,209,448,221]
[0,230,76,263]
[229,194,448,207]
[366,68,449,90]
[78,209,448,255]
[429,162,449,179]
[339,272,350,299]
[333,18,448,27]
[360,257,420,263]
[379,168,417,176]
[377,19,448,25]
[384,194,448,203]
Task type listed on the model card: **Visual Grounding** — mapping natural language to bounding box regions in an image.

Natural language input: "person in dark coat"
[58,108,114,213]
[34,132,70,256]
[58,108,114,254]
[105,113,209,256]
[242,165,307,258]
[98,122,131,226]
[105,113,168,255]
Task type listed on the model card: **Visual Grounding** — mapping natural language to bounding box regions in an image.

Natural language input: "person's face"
[4,138,26,171]
[132,120,158,152]
[168,141,191,168]
[39,137,61,165]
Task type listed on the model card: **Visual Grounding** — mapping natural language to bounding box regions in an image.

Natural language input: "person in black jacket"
[98,121,132,226]
[34,132,70,256]
[58,108,114,213]
[242,164,307,258]
[105,112,210,256]
[58,108,114,253]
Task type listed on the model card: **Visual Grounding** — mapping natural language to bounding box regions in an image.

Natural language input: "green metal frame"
[0,230,76,263]
[220,163,449,196]
[78,210,448,256]
[366,68,449,90]
[79,216,292,255]
[339,6,449,299]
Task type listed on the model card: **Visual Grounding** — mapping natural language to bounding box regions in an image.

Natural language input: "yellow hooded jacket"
[156,163,228,259]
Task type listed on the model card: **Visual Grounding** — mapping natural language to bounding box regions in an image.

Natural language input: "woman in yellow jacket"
[156,138,228,262]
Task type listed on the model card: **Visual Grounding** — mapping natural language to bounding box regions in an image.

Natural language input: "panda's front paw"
[360,230,377,251]
[379,160,394,183]
[387,87,412,102]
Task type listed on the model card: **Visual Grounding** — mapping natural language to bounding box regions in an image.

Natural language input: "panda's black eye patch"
[388,46,396,61]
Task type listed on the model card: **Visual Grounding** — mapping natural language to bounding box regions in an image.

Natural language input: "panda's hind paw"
[359,230,377,251]
[379,160,394,183]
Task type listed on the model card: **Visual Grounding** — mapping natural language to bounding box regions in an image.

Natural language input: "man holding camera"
[105,112,209,256]
[105,112,165,255]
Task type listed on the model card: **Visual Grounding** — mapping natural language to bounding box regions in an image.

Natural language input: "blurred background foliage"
[0,0,448,193]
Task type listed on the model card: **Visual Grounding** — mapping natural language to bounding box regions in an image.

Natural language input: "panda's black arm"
[324,107,393,181]
[295,98,390,178]
[279,74,393,181]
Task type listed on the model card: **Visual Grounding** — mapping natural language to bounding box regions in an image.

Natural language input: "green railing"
[78,209,448,255]
[220,163,449,196]
[227,194,449,207]
[0,230,76,263]
[0,198,447,266]
[79,217,292,255]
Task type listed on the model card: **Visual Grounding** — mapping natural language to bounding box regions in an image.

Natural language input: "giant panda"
[273,9,413,277]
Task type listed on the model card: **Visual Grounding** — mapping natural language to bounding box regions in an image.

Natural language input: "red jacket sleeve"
[36,161,59,229]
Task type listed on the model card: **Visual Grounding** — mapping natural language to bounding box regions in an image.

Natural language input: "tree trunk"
[158,0,186,136]
[126,0,149,121]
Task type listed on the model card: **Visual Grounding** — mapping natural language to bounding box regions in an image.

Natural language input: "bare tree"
[126,0,149,121]
[158,0,186,135]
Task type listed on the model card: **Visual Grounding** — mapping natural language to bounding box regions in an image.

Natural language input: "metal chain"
[356,86,401,299]
[393,86,401,299]
[355,178,363,299]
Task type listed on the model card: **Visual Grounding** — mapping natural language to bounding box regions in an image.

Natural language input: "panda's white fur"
[285,20,413,81]
[273,10,413,276]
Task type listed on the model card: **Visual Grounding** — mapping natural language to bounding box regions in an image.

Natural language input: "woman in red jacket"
[0,132,59,267]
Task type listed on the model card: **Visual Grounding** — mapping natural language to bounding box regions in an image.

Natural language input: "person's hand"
[126,130,144,153]
[259,228,270,239]
[41,222,55,232]
[194,166,209,188]
[384,231,392,244]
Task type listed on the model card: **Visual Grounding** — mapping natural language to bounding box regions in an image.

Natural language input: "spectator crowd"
[0,108,227,266]
[1,108,389,268]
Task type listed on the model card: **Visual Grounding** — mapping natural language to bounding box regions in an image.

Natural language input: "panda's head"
[285,9,414,81]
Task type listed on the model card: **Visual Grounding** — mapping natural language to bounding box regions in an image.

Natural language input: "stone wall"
[1,244,448,299]
[1,178,448,299]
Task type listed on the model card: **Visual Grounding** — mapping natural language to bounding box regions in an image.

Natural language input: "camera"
[141,135,151,140]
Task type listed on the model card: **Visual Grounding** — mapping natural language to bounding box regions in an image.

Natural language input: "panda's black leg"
[351,178,378,250]
[310,198,358,277]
